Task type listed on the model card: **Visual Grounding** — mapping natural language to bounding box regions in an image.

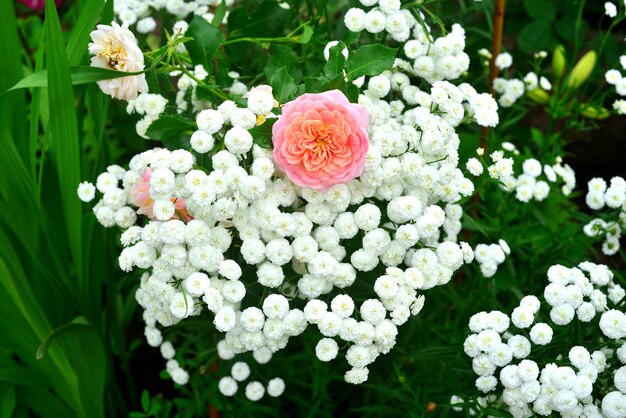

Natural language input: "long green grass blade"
[0,0,28,165]
[66,0,105,65]
[45,0,84,299]
[3,66,143,94]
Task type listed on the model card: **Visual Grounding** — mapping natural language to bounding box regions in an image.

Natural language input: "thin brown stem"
[489,0,506,93]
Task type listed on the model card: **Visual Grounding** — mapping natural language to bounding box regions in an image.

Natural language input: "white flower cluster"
[80,4,505,394]
[605,55,626,115]
[345,6,472,84]
[127,93,168,138]
[584,177,626,256]
[482,49,552,108]
[217,361,285,401]
[480,145,576,200]
[493,71,552,108]
[79,55,500,387]
[114,0,233,33]
[463,262,626,417]
[474,240,509,278]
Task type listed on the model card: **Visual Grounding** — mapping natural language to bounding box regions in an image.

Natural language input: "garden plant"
[1,0,626,417]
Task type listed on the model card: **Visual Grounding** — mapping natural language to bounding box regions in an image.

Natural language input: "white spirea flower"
[77,181,96,202]
[231,361,251,381]
[605,2,618,18]
[160,341,175,360]
[600,310,626,339]
[218,377,238,396]
[494,52,513,70]
[315,338,339,361]
[246,382,265,402]
[602,391,626,418]
[88,22,148,100]
[170,368,189,385]
[529,323,553,345]
[466,158,483,176]
[262,294,289,319]
[267,377,285,397]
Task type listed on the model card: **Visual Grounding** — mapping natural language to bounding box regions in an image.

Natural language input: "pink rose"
[272,90,369,190]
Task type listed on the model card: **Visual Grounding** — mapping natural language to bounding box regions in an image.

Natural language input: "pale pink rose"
[272,90,369,190]
[88,22,148,101]
[131,168,193,222]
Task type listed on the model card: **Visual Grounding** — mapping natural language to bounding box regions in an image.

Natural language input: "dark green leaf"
[324,43,346,79]
[45,0,83,307]
[243,1,290,38]
[0,384,16,418]
[524,0,556,22]
[0,0,28,165]
[346,44,397,79]
[141,390,150,412]
[264,44,300,80]
[518,21,556,54]
[249,119,276,149]
[186,15,224,71]
[270,67,297,103]
[145,114,195,141]
[36,317,89,360]
[211,1,227,27]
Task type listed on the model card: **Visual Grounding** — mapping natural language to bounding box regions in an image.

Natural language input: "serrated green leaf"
[346,44,397,79]
[264,44,300,80]
[186,15,224,71]
[270,67,297,103]
[145,114,195,141]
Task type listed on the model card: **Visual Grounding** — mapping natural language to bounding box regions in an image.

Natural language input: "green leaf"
[270,67,297,103]
[45,0,83,299]
[145,114,195,141]
[264,44,300,80]
[0,0,28,166]
[186,15,224,71]
[243,1,290,38]
[141,390,150,412]
[0,384,16,418]
[249,119,276,149]
[298,24,314,44]
[518,21,557,54]
[36,317,89,360]
[211,1,227,27]
[346,44,397,79]
[3,66,144,94]
[324,43,346,80]
[524,0,556,22]
[66,0,105,65]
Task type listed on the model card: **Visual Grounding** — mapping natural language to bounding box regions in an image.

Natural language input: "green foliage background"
[1,0,625,417]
